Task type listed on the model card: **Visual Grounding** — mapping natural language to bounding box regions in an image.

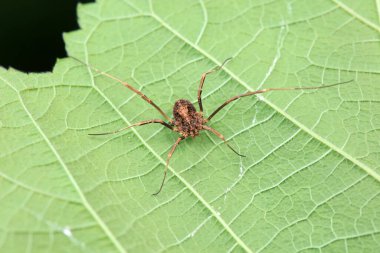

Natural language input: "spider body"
[74,56,353,195]
[173,99,204,138]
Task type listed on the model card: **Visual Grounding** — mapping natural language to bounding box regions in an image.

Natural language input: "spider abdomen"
[173,99,204,138]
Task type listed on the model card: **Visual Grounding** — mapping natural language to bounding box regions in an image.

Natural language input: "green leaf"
[1,0,379,252]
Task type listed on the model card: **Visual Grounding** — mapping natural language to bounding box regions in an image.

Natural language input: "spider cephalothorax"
[74,56,353,195]
[173,99,204,138]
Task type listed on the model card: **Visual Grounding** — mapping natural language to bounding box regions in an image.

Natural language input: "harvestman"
[73,57,353,195]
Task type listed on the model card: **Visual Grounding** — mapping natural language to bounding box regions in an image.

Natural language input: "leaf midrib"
[75,4,379,252]
[332,0,380,32]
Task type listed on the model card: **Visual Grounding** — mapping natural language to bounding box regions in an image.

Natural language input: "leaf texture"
[0,0,379,252]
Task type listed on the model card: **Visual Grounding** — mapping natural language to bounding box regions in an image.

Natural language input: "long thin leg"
[202,125,245,157]
[88,119,173,136]
[198,57,232,113]
[72,57,173,123]
[153,136,184,196]
[207,79,354,121]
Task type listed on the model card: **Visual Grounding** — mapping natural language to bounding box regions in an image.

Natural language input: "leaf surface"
[1,0,380,252]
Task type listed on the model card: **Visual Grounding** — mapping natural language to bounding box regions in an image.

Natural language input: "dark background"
[0,0,94,73]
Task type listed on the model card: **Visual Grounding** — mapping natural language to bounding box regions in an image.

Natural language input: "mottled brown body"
[78,55,353,195]
[173,99,204,138]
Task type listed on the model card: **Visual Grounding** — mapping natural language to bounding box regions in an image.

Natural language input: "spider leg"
[207,79,354,121]
[88,119,173,136]
[202,125,245,157]
[198,57,232,113]
[72,57,173,123]
[153,136,184,196]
